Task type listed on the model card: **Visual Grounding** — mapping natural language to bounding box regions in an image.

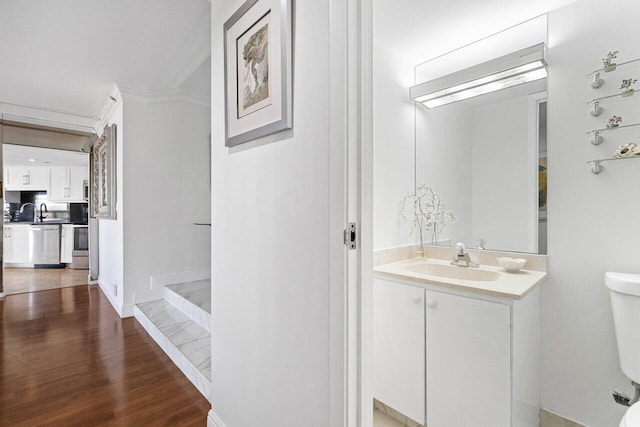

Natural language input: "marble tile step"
[134,299,211,400]
[164,280,211,332]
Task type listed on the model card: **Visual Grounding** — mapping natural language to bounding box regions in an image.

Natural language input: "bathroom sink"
[404,263,501,282]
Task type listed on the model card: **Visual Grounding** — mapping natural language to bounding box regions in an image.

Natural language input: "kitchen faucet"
[451,242,479,268]
[19,202,36,222]
[38,203,48,222]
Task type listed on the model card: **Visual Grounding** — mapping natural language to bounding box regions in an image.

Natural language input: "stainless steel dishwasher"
[29,224,61,265]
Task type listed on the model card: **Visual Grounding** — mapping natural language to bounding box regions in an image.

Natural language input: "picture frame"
[90,124,117,220]
[224,0,292,147]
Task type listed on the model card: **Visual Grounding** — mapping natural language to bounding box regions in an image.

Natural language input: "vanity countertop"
[374,257,546,300]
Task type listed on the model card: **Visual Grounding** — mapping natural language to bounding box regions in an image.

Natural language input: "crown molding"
[0,101,98,134]
[95,84,123,138]
[119,86,211,107]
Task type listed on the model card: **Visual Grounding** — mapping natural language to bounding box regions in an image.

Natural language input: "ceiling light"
[410,43,547,109]
[28,158,36,162]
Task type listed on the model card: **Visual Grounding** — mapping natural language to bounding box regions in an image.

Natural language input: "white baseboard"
[207,409,227,427]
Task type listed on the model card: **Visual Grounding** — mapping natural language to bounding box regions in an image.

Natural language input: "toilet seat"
[621,402,640,426]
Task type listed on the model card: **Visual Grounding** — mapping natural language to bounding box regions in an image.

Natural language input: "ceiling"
[0,0,211,124]
[3,144,88,167]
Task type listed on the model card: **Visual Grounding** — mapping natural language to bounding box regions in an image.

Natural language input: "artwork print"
[224,0,292,147]
[238,12,271,118]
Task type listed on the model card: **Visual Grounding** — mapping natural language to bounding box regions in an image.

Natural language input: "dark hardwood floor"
[0,285,210,426]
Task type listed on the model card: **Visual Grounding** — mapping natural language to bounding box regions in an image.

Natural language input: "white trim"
[328,0,349,425]
[207,409,227,427]
[95,84,123,136]
[97,277,134,318]
[119,86,211,107]
[0,102,98,134]
[358,0,374,425]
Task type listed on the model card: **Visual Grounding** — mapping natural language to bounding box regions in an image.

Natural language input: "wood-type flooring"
[3,267,90,295]
[0,285,210,426]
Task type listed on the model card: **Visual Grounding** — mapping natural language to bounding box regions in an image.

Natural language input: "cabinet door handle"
[412,296,422,304]
[426,299,437,309]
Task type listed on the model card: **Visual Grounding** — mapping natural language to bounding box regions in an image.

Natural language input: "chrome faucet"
[38,203,48,222]
[19,202,36,222]
[451,242,478,268]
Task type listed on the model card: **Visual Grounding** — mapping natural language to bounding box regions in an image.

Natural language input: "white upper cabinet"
[48,165,87,202]
[5,166,49,190]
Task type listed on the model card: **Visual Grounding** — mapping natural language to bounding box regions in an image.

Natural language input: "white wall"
[471,94,537,253]
[372,0,416,250]
[97,93,211,317]
[210,1,338,426]
[543,1,640,425]
[98,101,125,314]
[122,98,211,307]
[372,0,564,252]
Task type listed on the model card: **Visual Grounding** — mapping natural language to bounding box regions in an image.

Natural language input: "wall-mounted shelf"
[587,91,637,116]
[587,155,640,174]
[586,122,640,145]
[588,58,640,88]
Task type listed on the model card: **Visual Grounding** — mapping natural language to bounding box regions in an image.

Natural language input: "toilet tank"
[606,272,640,383]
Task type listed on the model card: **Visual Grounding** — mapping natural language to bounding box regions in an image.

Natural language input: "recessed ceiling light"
[28,158,36,162]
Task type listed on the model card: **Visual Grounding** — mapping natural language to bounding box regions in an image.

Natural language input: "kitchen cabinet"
[373,279,425,424]
[49,165,87,202]
[4,224,30,264]
[373,277,540,427]
[60,224,74,263]
[4,166,48,190]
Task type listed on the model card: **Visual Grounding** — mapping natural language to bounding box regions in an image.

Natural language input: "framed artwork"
[90,124,117,219]
[224,0,292,147]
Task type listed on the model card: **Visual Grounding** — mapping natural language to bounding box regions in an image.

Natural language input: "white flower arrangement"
[400,184,458,257]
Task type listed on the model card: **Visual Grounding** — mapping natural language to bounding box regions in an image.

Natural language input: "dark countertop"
[3,221,87,226]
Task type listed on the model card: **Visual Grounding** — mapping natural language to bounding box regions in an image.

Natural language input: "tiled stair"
[134,280,211,399]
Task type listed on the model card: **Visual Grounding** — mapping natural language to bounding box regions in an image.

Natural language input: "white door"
[425,291,511,427]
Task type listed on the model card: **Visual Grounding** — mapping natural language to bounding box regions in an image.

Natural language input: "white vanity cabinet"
[373,279,425,424]
[373,276,540,427]
[4,166,48,190]
[49,166,87,202]
[425,290,511,427]
[4,224,31,263]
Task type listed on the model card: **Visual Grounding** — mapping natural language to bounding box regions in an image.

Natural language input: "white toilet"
[606,272,640,426]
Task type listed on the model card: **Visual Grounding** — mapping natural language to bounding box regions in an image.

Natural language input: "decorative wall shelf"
[586,122,640,145]
[587,92,637,116]
[587,156,640,174]
[588,58,640,88]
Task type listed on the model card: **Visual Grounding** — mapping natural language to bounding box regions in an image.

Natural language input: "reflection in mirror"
[414,53,548,254]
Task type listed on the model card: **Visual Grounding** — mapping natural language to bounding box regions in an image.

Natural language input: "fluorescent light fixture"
[410,43,547,109]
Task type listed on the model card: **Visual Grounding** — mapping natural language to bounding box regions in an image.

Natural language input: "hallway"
[0,285,210,426]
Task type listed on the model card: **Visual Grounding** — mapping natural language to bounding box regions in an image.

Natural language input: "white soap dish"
[497,257,527,273]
